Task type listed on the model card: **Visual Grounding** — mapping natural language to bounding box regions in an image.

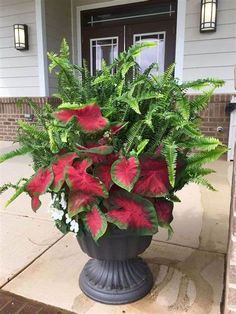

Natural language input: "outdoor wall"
[0,97,61,141]
[0,0,40,97]
[45,0,72,96]
[183,0,236,94]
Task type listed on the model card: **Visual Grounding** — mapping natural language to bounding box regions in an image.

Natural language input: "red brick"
[0,299,25,313]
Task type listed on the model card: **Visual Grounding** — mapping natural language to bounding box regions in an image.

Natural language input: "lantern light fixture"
[13,24,29,50]
[200,0,217,33]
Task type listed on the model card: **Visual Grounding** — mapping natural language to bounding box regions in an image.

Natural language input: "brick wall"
[199,94,232,145]
[0,94,232,143]
[224,146,236,313]
[0,97,61,141]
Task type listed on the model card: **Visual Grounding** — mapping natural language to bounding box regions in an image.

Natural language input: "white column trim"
[35,0,49,96]
[174,0,187,82]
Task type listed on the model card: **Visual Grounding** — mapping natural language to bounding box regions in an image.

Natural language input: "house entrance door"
[81,1,177,75]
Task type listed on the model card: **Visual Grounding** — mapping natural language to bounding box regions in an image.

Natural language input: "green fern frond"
[187,146,227,168]
[184,136,221,151]
[177,98,190,120]
[190,176,216,191]
[163,139,177,187]
[18,120,48,140]
[125,121,144,154]
[5,183,27,207]
[0,146,31,163]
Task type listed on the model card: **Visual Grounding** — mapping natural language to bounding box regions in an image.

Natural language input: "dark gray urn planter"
[77,229,153,305]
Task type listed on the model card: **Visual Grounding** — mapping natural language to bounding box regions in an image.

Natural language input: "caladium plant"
[0,40,227,242]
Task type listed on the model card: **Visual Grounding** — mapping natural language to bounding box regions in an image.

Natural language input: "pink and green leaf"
[66,159,108,198]
[154,198,174,225]
[83,205,107,241]
[51,153,78,192]
[133,158,170,197]
[26,168,53,211]
[76,144,113,155]
[155,198,174,239]
[54,103,109,133]
[68,191,96,218]
[106,190,158,235]
[94,163,113,191]
[111,157,140,192]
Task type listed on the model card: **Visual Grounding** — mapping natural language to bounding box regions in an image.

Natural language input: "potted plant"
[0,40,227,304]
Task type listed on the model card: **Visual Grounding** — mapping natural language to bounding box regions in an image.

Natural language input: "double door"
[81,1,176,75]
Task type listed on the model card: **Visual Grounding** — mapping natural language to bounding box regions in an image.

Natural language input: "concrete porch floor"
[0,141,232,314]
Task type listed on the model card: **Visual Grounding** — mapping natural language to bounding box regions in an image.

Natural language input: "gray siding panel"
[0,0,40,96]
[183,0,236,93]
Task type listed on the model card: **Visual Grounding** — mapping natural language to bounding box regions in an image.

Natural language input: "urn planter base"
[79,257,153,304]
[77,229,153,305]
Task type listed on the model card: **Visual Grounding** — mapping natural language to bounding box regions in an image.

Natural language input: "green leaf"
[163,140,177,187]
[58,103,81,110]
[191,137,221,151]
[190,177,216,191]
[5,183,27,207]
[187,146,227,168]
[0,146,31,164]
[136,139,149,155]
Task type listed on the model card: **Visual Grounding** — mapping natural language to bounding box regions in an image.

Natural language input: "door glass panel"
[90,37,118,75]
[134,32,165,75]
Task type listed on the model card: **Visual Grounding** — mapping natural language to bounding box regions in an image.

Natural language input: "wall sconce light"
[200,0,217,32]
[13,24,29,50]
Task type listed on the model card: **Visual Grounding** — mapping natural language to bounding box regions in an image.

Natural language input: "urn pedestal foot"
[79,257,153,305]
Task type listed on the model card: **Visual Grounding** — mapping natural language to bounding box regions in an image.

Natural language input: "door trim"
[76,0,186,81]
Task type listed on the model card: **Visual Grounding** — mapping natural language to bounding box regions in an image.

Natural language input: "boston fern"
[0,39,227,241]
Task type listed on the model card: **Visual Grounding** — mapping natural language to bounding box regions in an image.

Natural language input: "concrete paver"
[3,234,225,314]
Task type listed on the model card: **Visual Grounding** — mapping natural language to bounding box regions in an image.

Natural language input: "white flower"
[70,220,79,233]
[51,208,64,221]
[65,213,72,224]
[60,192,67,210]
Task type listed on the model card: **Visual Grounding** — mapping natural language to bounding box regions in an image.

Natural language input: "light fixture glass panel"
[19,28,25,46]
[13,24,28,50]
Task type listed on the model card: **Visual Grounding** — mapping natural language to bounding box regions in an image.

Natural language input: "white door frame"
[76,0,186,81]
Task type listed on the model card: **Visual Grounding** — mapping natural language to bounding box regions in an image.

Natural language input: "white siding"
[0,0,40,96]
[45,0,72,96]
[183,0,236,93]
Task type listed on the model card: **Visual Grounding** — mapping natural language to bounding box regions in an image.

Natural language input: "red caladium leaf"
[54,103,109,133]
[51,153,78,192]
[26,168,53,211]
[68,191,96,218]
[83,205,107,241]
[111,157,140,192]
[94,163,113,191]
[66,159,108,198]
[155,198,174,225]
[133,158,170,197]
[106,190,158,235]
